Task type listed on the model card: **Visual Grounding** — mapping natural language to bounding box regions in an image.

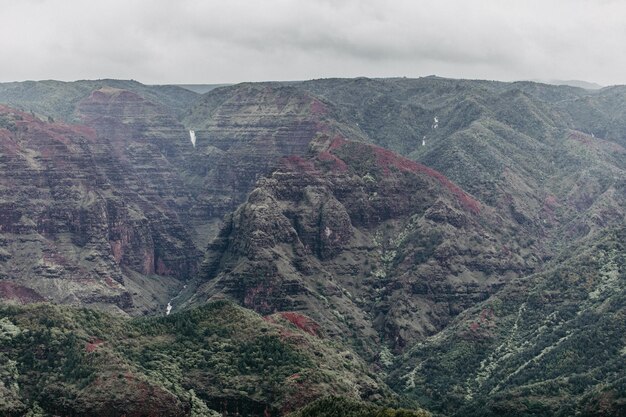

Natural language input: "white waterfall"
[166,302,172,316]
[189,130,196,147]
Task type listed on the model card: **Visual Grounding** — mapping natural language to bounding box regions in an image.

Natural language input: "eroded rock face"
[0,84,349,315]
[0,84,366,314]
[0,98,202,314]
[77,87,206,273]
[182,83,356,219]
[190,135,536,352]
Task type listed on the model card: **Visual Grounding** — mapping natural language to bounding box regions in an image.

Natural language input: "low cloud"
[1,0,624,85]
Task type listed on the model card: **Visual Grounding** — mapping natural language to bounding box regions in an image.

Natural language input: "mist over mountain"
[0,76,624,417]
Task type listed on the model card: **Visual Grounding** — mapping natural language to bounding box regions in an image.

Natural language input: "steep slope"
[183,78,626,416]
[1,76,625,417]
[297,77,626,252]
[0,98,202,315]
[75,86,213,249]
[389,226,626,417]
[181,83,366,219]
[292,79,562,246]
[187,134,536,354]
[290,77,626,416]
[0,81,370,315]
[554,85,626,147]
[0,301,398,417]
[296,77,571,155]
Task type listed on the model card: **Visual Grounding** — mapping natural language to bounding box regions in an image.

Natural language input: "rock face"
[189,134,534,352]
[0,98,202,314]
[0,83,362,314]
[182,83,361,219]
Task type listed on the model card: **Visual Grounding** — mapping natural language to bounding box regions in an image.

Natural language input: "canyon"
[0,77,624,416]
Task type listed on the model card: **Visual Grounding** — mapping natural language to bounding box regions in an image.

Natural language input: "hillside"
[296,78,626,241]
[0,301,407,416]
[389,226,626,416]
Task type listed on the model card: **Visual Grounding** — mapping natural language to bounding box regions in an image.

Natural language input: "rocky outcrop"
[189,134,535,352]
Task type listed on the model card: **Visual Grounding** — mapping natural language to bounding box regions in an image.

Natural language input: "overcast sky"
[1,0,625,85]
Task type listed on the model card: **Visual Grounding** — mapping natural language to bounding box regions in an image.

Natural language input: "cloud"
[0,0,624,85]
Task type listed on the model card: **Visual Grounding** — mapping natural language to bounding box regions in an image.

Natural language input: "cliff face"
[0,95,202,314]
[189,134,535,352]
[77,87,203,275]
[181,83,361,219]
[0,83,364,315]
[0,83,370,315]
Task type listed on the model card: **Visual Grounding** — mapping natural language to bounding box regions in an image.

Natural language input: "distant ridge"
[531,78,604,89]
[175,83,232,94]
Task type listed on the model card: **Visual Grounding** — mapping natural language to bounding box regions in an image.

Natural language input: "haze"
[2,0,625,85]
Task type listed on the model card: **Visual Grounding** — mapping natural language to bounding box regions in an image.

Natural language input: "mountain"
[389,225,626,416]
[295,78,626,265]
[0,82,357,315]
[180,83,363,220]
[187,133,534,356]
[0,91,208,315]
[0,76,625,416]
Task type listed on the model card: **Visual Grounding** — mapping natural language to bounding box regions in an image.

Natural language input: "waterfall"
[189,130,196,147]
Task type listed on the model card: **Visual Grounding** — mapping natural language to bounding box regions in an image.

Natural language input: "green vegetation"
[288,397,430,417]
[0,113,18,131]
[391,227,626,417]
[0,301,389,416]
